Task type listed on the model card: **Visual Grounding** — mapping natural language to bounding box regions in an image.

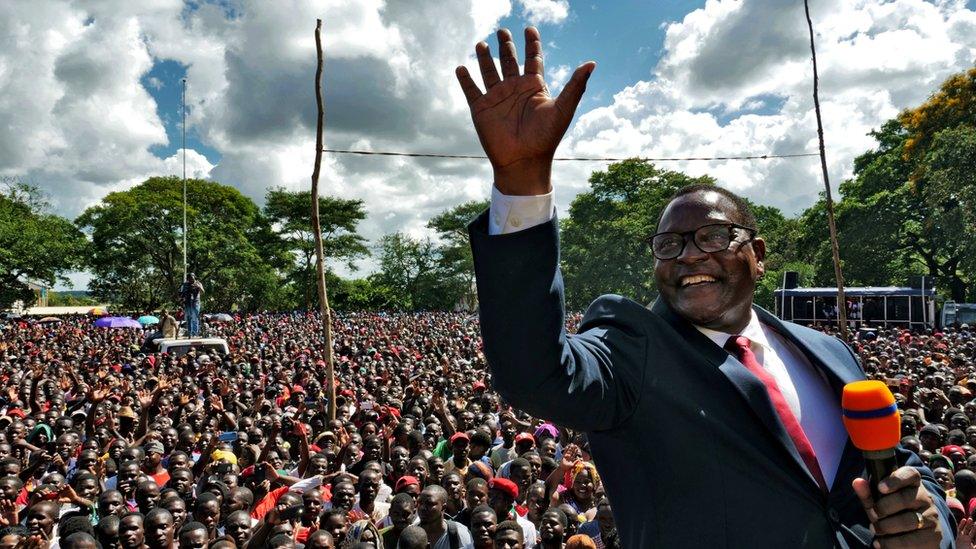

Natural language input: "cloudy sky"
[2,0,975,289]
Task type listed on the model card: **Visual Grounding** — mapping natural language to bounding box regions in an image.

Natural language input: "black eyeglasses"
[649,223,756,260]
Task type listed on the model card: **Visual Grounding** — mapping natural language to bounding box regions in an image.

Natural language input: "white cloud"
[566,0,976,215]
[518,0,570,25]
[547,64,571,93]
[0,0,512,274]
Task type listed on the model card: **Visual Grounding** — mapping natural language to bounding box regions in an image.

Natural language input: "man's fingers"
[555,62,596,116]
[874,528,943,549]
[878,466,921,495]
[524,26,544,76]
[497,28,520,79]
[874,485,927,518]
[475,42,501,89]
[852,477,880,523]
[874,508,935,536]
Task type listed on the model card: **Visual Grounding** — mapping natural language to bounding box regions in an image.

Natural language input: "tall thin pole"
[312,19,337,421]
[804,0,848,341]
[182,78,188,280]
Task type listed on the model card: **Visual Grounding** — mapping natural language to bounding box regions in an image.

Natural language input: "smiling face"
[654,190,765,334]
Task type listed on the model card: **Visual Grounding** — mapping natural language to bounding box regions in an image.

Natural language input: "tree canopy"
[0,183,87,309]
[560,159,714,310]
[264,188,368,308]
[76,176,289,312]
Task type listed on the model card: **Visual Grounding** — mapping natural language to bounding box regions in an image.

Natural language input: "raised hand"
[136,389,154,409]
[0,499,17,526]
[456,27,595,196]
[560,443,581,470]
[57,484,80,504]
[957,517,976,549]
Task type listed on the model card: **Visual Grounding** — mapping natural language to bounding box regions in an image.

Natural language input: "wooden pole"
[312,19,337,421]
[804,0,848,341]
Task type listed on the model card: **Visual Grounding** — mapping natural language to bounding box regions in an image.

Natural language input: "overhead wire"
[320,148,820,162]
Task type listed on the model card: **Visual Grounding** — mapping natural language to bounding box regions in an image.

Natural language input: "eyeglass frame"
[648,222,758,261]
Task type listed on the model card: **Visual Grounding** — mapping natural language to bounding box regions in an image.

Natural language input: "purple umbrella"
[94,316,143,329]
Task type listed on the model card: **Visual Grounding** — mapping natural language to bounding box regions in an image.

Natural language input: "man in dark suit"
[455,27,953,548]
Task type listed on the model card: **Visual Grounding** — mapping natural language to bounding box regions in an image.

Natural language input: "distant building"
[28,281,49,307]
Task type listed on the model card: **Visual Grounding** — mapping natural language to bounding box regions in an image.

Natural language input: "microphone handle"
[863,448,898,501]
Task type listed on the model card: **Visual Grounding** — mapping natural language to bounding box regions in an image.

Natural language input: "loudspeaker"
[784,271,800,289]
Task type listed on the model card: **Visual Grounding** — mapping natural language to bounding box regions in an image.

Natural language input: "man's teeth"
[681,275,717,287]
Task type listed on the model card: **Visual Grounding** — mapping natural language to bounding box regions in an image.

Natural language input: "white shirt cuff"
[488,185,556,235]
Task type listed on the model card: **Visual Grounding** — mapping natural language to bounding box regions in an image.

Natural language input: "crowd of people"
[0,311,610,549]
[0,310,973,548]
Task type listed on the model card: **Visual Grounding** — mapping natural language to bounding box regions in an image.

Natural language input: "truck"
[941,301,976,328]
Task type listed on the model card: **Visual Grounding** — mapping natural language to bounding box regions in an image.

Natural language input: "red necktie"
[725,335,828,492]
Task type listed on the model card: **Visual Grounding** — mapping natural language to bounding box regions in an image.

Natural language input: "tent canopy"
[774,286,935,298]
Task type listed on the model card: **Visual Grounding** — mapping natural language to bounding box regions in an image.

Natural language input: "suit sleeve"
[469,210,646,432]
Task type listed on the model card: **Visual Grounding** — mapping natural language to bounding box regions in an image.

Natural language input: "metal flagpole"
[182,78,188,278]
[182,78,188,340]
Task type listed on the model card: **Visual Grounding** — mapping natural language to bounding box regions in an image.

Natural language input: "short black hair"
[658,184,757,230]
[543,507,568,527]
[495,520,523,541]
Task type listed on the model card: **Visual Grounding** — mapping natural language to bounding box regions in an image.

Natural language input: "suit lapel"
[754,307,866,494]
[649,298,826,493]
[754,307,863,392]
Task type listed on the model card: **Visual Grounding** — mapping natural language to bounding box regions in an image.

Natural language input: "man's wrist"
[493,159,553,196]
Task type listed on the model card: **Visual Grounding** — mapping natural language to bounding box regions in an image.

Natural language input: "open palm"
[456,27,594,195]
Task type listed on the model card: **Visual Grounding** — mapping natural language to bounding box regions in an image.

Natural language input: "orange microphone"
[842,380,901,499]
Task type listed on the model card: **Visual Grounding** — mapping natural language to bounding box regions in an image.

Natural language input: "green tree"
[751,204,808,311]
[560,159,715,310]
[0,183,87,309]
[375,232,464,310]
[264,188,368,308]
[326,273,401,311]
[427,199,489,309]
[76,176,290,311]
[922,126,976,299]
[813,118,974,302]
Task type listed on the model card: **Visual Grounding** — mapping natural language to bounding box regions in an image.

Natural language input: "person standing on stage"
[179,272,204,337]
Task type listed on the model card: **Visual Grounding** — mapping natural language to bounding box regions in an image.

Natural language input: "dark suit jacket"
[468,212,954,548]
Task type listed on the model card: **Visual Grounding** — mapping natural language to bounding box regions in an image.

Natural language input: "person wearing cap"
[513,433,535,456]
[488,478,536,547]
[395,475,422,501]
[444,433,472,479]
[461,25,951,548]
[141,441,169,487]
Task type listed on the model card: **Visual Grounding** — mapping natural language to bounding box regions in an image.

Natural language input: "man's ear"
[751,237,766,277]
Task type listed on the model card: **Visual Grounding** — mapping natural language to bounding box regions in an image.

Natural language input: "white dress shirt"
[488,185,848,488]
[695,313,847,488]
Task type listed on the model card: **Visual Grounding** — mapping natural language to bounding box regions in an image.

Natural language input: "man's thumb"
[555,61,596,115]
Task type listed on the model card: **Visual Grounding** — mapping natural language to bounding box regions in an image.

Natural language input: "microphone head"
[842,380,901,451]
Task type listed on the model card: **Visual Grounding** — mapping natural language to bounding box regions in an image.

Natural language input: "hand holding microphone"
[844,380,944,549]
